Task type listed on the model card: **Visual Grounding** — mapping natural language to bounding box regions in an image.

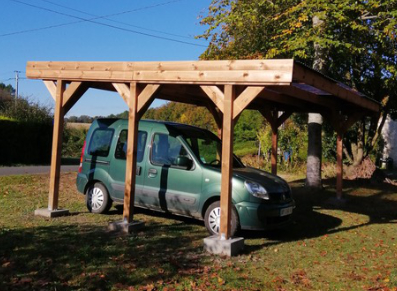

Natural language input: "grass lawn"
[1,172,397,290]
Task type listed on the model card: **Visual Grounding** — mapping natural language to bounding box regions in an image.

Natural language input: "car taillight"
[78,140,86,173]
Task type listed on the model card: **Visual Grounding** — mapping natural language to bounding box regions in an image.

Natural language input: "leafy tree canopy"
[199,0,397,105]
[199,0,397,164]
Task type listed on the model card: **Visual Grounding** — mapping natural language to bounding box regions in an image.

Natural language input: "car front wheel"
[204,201,239,236]
[86,182,112,214]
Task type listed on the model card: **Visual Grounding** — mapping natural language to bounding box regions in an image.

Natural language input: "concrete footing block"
[203,235,244,256]
[34,208,70,218]
[108,220,145,233]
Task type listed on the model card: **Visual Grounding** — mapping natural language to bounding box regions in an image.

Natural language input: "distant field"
[66,122,91,130]
[1,172,397,290]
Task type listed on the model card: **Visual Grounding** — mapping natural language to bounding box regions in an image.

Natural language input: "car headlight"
[244,180,269,200]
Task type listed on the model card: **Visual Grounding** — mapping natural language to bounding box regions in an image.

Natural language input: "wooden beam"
[233,86,264,119]
[123,82,140,223]
[48,80,66,210]
[137,84,160,114]
[205,101,223,138]
[272,85,337,110]
[271,127,278,175]
[219,85,235,239]
[200,85,224,113]
[113,83,130,104]
[27,60,294,85]
[43,80,56,100]
[62,82,89,115]
[293,63,380,112]
[336,133,343,199]
[28,59,295,72]
[277,111,292,127]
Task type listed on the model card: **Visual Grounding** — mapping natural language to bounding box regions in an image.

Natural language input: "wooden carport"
[27,59,379,255]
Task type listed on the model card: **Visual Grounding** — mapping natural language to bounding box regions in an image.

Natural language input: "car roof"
[93,118,211,135]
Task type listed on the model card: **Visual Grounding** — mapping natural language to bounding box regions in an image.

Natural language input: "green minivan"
[76,119,295,236]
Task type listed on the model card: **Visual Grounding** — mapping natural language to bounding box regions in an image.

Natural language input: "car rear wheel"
[204,201,239,236]
[86,182,112,214]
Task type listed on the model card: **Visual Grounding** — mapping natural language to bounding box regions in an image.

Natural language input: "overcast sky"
[1,0,211,117]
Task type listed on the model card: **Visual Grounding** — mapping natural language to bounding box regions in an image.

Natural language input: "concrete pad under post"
[34,208,70,218]
[203,235,244,256]
[108,220,145,234]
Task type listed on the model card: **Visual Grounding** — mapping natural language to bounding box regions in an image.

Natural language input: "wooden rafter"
[233,86,264,119]
[293,63,379,112]
[200,86,225,113]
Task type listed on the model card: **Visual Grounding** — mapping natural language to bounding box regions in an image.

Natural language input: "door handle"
[148,168,157,178]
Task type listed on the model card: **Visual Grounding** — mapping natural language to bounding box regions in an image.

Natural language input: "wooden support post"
[326,111,364,200]
[336,132,343,199]
[48,80,66,210]
[259,109,292,176]
[123,82,140,223]
[271,127,278,175]
[219,85,235,239]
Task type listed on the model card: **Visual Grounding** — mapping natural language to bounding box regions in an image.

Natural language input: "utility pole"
[14,71,21,101]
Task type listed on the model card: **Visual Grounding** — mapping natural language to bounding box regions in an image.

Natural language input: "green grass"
[1,172,397,290]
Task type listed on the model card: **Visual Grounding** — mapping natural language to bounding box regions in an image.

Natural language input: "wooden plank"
[233,86,264,119]
[219,85,235,239]
[271,128,278,176]
[27,59,295,72]
[200,85,225,113]
[137,84,160,114]
[272,85,337,109]
[62,82,89,114]
[206,102,223,129]
[43,80,56,100]
[257,88,308,110]
[113,83,130,105]
[27,69,292,84]
[123,82,140,223]
[48,80,65,210]
[259,109,279,175]
[336,133,343,199]
[277,111,292,128]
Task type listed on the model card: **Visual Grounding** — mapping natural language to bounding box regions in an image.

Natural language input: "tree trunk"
[306,15,325,189]
[306,113,323,188]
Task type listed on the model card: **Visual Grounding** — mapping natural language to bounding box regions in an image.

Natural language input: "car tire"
[86,182,112,214]
[204,201,239,236]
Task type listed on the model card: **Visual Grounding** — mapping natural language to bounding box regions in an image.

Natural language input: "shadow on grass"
[0,222,206,291]
[104,176,397,255]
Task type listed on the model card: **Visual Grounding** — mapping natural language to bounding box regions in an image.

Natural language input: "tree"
[198,0,397,171]
[0,83,14,103]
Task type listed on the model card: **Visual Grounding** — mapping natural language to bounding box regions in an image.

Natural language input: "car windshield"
[181,128,245,169]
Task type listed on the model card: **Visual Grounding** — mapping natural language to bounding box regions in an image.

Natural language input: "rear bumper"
[236,200,295,230]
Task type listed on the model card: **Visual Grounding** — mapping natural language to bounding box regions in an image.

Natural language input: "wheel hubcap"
[89,187,104,211]
[208,207,221,234]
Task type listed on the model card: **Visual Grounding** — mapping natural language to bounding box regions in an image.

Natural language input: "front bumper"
[236,200,295,230]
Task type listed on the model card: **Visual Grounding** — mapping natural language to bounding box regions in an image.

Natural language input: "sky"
[1,0,212,117]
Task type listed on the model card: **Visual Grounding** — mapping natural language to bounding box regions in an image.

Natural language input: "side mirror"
[175,156,193,170]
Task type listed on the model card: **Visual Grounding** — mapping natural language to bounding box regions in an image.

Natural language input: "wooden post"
[219,85,235,239]
[336,132,343,199]
[271,126,278,175]
[123,82,139,223]
[48,80,65,210]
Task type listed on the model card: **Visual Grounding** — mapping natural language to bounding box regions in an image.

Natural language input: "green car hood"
[233,167,290,194]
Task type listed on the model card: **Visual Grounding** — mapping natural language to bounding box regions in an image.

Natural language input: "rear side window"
[88,129,114,157]
[115,130,147,163]
[151,133,190,166]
